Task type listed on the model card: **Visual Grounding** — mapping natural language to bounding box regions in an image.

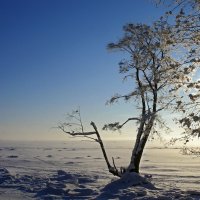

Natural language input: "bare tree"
[103,22,189,173]
[58,2,200,175]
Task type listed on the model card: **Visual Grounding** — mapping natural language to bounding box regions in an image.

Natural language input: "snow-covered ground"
[0,140,200,199]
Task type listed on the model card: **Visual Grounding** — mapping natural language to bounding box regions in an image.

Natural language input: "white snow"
[0,140,200,199]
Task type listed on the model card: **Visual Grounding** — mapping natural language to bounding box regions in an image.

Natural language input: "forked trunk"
[128,138,148,173]
[127,115,155,173]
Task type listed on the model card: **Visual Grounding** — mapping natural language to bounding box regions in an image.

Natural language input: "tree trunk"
[127,115,155,173]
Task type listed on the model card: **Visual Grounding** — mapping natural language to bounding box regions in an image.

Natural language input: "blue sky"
[0,0,169,141]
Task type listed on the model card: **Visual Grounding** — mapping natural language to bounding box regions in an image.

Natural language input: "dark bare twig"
[58,110,121,177]
[58,125,96,136]
[112,157,119,174]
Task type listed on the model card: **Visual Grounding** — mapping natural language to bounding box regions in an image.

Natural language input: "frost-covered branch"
[103,117,140,131]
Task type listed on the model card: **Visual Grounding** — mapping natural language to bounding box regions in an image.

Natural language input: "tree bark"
[90,121,121,177]
[127,115,156,173]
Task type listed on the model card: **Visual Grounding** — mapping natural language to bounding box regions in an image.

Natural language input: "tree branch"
[118,117,140,128]
[90,121,121,177]
[58,125,96,136]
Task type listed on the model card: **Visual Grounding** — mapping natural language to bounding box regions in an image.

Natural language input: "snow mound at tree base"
[101,172,155,192]
[120,172,155,188]
[97,172,200,200]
